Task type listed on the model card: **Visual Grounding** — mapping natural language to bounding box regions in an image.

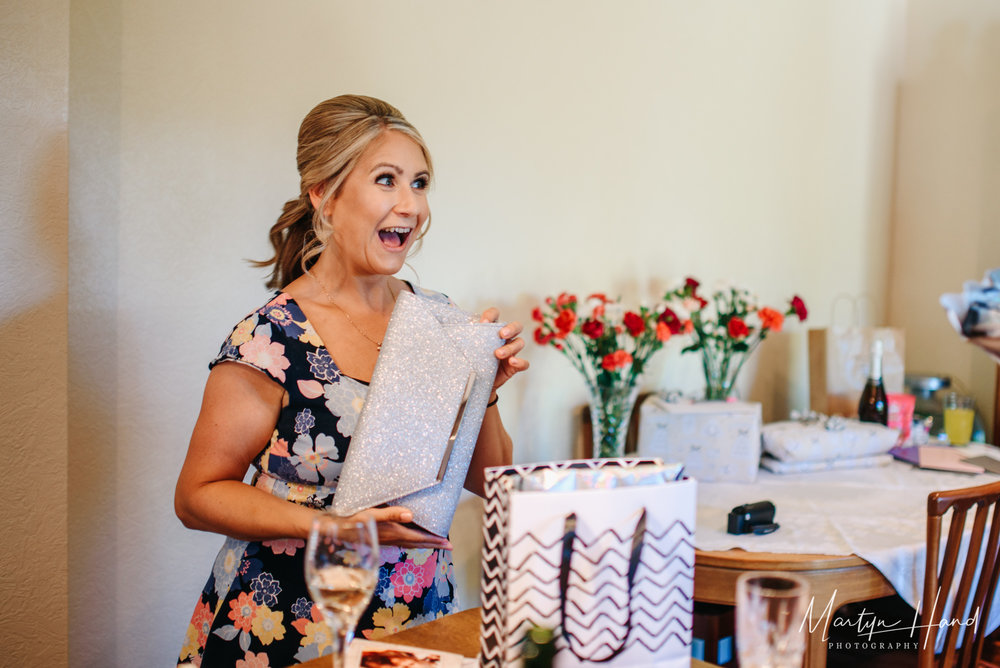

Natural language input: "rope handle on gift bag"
[557,508,647,663]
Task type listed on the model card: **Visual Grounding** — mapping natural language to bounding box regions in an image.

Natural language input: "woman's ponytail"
[253,195,316,290]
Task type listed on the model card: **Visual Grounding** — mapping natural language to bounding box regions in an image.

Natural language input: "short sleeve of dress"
[208,293,309,388]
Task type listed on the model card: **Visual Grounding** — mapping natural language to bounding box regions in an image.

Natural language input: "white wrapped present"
[636,396,762,483]
[760,419,898,464]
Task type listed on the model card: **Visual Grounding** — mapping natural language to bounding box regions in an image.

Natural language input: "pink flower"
[236,651,271,668]
[263,537,305,556]
[270,438,289,457]
[239,334,290,382]
[390,554,437,603]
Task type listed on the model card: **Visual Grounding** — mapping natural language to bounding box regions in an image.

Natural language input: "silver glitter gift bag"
[331,290,503,536]
[479,459,695,668]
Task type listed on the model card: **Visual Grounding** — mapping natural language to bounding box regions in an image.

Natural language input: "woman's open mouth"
[378,226,412,249]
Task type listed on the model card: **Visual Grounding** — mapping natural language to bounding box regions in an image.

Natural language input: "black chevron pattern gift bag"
[478,458,695,668]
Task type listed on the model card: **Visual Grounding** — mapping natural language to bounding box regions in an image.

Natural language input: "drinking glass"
[943,392,975,445]
[305,514,380,668]
[736,571,810,668]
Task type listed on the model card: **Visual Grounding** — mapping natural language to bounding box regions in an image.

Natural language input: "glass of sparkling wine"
[736,571,810,668]
[306,514,379,668]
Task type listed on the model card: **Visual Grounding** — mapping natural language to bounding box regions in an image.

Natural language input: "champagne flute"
[305,514,380,668]
[736,571,810,668]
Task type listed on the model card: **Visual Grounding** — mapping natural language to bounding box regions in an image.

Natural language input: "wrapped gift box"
[636,396,762,483]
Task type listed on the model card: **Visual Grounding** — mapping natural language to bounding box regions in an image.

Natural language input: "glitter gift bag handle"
[332,291,503,536]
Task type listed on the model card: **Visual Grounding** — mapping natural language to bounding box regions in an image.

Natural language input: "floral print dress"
[178,286,459,667]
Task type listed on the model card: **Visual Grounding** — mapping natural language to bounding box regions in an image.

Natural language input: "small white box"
[637,396,762,482]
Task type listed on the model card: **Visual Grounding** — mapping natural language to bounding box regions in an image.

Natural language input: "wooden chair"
[919,480,1000,668]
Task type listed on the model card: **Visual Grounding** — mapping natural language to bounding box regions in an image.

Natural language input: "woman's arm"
[175,362,450,548]
[464,311,529,497]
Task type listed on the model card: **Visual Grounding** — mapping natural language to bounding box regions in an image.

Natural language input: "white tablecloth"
[695,443,1000,633]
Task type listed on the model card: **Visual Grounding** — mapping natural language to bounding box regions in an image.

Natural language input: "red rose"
[553,309,577,337]
[758,307,784,332]
[685,277,700,291]
[581,319,605,339]
[531,306,544,322]
[601,349,633,371]
[791,295,808,321]
[727,317,749,339]
[623,311,645,337]
[658,308,682,335]
[533,327,553,345]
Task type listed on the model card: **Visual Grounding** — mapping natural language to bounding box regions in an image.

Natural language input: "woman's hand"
[349,506,453,550]
[480,307,530,393]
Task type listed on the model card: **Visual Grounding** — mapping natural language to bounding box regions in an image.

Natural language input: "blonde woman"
[175,95,527,666]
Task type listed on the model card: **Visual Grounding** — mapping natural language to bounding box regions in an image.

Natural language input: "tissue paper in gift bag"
[636,395,762,482]
[479,458,695,668]
[331,291,503,536]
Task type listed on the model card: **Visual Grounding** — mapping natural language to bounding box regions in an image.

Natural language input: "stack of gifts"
[636,395,763,483]
[759,414,899,474]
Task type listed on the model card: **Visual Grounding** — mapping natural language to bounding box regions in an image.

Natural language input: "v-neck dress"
[178,286,460,667]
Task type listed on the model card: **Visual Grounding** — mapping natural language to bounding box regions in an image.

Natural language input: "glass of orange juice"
[943,392,975,446]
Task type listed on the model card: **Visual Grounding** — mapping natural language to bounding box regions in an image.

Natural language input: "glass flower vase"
[587,383,640,459]
[702,351,735,401]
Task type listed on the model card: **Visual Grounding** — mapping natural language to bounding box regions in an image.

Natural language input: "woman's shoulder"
[209,291,321,380]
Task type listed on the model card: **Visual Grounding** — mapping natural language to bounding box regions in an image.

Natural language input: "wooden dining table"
[295,607,722,667]
[694,548,896,668]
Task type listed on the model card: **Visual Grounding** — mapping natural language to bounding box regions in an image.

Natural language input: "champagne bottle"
[857,339,888,425]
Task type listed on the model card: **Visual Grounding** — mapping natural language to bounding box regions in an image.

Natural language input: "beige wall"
[2,1,997,665]
[0,1,70,665]
[889,0,1000,439]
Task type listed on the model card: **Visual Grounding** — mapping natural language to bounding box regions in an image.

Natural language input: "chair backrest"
[919,479,1000,668]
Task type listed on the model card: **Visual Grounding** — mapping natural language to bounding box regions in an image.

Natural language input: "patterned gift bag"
[479,459,695,668]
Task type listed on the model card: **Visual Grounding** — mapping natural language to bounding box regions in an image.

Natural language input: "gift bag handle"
[557,508,647,662]
[831,293,873,327]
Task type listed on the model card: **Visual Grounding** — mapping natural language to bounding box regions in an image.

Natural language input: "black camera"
[727,500,778,535]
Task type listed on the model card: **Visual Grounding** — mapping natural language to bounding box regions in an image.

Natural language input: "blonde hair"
[254,95,433,289]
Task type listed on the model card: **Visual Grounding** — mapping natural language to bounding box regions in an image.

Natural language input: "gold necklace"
[311,273,394,352]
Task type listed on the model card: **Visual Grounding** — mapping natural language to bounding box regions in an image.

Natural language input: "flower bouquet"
[532,292,678,458]
[662,278,807,400]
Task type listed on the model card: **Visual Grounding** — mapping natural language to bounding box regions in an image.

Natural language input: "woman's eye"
[375,174,395,187]
[412,177,429,190]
